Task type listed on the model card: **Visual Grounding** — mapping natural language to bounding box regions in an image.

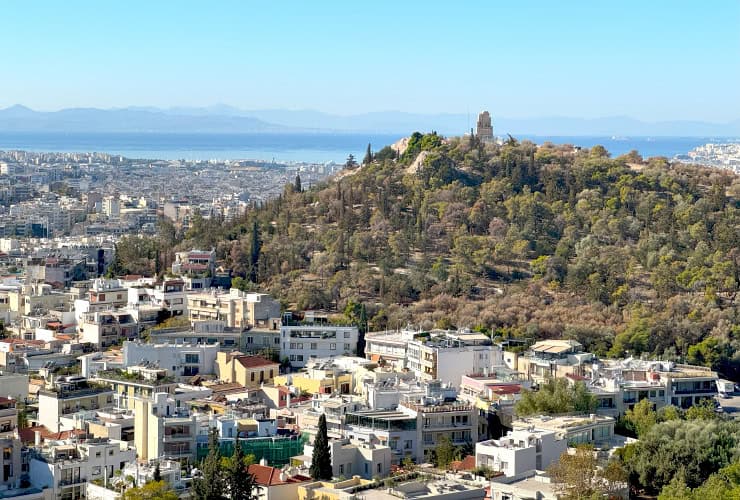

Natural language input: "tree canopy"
[515,378,597,417]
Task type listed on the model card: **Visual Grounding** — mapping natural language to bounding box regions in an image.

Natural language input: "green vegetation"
[192,428,227,500]
[515,378,597,416]
[617,398,718,438]
[433,435,459,469]
[310,414,332,480]
[548,445,627,499]
[659,462,740,499]
[114,134,740,375]
[618,419,740,494]
[122,481,178,500]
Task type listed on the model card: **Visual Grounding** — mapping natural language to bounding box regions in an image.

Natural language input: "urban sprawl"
[0,145,735,500]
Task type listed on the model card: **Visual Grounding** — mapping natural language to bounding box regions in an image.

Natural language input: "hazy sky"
[2,1,739,121]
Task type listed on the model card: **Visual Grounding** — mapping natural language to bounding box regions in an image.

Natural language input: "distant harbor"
[674,142,740,174]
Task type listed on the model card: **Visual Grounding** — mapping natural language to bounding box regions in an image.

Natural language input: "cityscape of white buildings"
[0,146,731,500]
[676,142,740,173]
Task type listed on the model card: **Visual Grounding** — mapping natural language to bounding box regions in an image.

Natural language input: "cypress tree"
[294,173,302,192]
[310,414,333,480]
[226,438,258,500]
[192,428,226,500]
[152,462,162,482]
[249,221,261,283]
[363,143,372,165]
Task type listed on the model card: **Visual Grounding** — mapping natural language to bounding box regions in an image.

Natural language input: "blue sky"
[1,1,738,121]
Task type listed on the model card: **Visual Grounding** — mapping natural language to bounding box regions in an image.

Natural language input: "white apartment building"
[476,428,566,477]
[127,279,187,320]
[122,340,220,378]
[300,438,392,480]
[73,278,129,325]
[281,320,358,368]
[29,438,136,500]
[406,332,504,387]
[78,311,137,348]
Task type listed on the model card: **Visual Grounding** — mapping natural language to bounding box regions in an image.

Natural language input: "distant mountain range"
[1,104,739,137]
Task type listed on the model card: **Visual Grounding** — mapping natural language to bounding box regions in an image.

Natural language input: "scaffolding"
[196,434,308,466]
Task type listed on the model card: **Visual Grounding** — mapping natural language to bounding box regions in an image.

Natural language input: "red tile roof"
[236,355,279,369]
[450,455,476,472]
[247,464,311,486]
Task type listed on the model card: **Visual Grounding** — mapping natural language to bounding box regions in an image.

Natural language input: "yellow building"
[215,352,279,389]
[96,367,177,409]
[297,477,374,500]
[274,369,353,396]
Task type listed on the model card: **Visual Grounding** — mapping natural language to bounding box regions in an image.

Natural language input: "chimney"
[34,430,42,446]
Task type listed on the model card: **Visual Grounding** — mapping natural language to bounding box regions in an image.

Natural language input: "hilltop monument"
[476,110,494,142]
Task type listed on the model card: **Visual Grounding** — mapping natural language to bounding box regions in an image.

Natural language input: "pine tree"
[226,438,259,500]
[192,428,226,500]
[310,414,333,480]
[153,462,162,482]
[363,143,372,165]
[294,173,302,192]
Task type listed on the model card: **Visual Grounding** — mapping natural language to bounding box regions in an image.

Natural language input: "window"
[377,463,382,474]
[274,337,280,345]
[344,332,350,338]
[330,343,336,350]
[339,464,344,474]
[251,372,255,382]
[247,337,253,344]
[344,343,350,350]
[297,355,304,361]
[311,343,317,350]
[269,369,274,378]
[92,466,101,475]
[185,353,199,364]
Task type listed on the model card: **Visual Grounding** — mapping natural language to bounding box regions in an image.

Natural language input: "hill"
[118,133,740,377]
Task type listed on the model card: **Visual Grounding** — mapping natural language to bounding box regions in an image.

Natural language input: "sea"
[0,132,735,163]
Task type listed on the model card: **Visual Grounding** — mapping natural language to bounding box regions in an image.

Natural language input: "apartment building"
[77,311,137,348]
[589,359,719,415]
[399,399,478,463]
[134,393,197,462]
[406,331,504,387]
[38,376,114,432]
[300,438,392,480]
[122,340,220,378]
[280,316,358,368]
[364,330,411,370]
[29,438,136,500]
[126,278,187,320]
[511,414,616,447]
[187,289,280,329]
[95,367,177,410]
[476,428,566,477]
[511,340,593,384]
[73,278,129,325]
[147,321,243,351]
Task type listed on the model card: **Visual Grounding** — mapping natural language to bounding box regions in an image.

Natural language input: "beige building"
[512,339,593,384]
[38,376,114,432]
[95,367,177,410]
[188,289,280,329]
[215,352,279,389]
[134,393,197,462]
